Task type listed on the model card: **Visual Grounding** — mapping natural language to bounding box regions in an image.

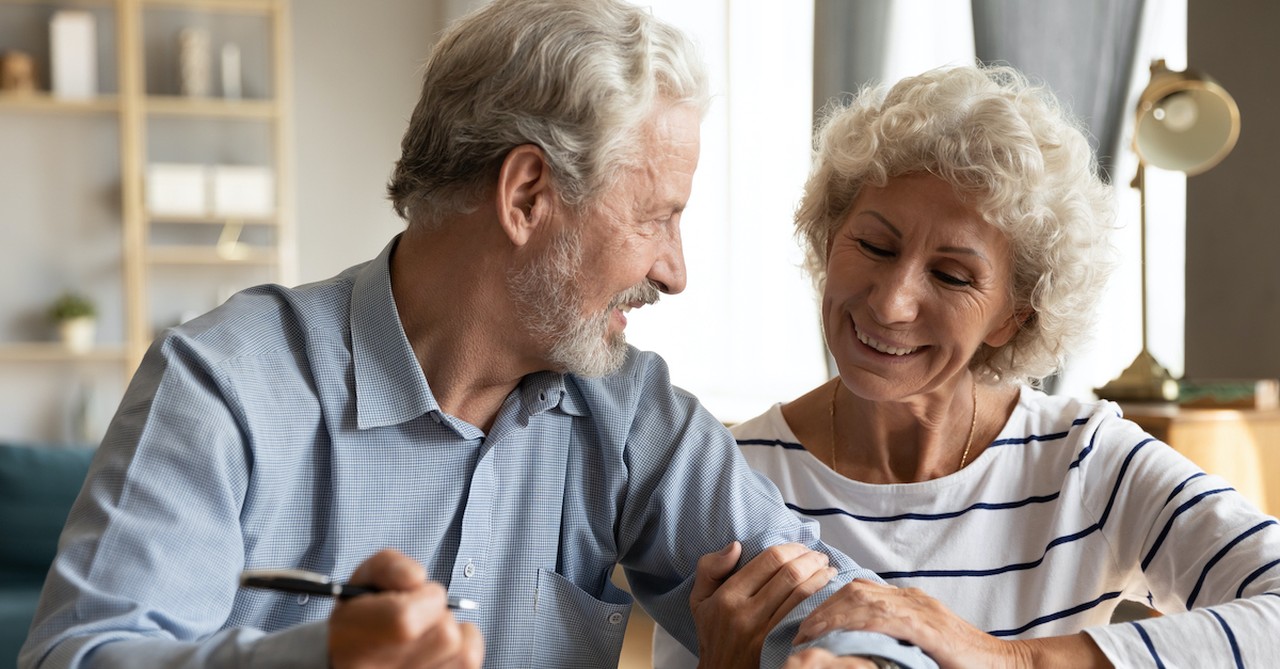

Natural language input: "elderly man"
[21,1,933,667]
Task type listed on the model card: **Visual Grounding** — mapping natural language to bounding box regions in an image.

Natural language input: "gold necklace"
[828,378,979,475]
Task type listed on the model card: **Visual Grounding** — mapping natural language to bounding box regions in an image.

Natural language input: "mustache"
[608,280,661,311]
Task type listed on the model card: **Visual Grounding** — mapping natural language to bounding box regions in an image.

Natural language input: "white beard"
[507,228,658,378]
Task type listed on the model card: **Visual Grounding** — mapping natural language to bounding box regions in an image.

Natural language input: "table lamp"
[1095,59,1240,403]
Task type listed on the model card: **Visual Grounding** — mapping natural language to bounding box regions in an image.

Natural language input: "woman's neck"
[784,377,1020,484]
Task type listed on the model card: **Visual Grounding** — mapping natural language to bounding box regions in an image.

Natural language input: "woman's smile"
[854,324,922,357]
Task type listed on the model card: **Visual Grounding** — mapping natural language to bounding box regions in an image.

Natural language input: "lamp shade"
[1134,59,1240,176]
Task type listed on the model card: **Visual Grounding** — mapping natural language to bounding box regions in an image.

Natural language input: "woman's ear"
[495,144,554,247]
[985,307,1033,349]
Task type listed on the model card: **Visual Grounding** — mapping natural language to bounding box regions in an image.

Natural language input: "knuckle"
[779,561,809,584]
[385,611,419,643]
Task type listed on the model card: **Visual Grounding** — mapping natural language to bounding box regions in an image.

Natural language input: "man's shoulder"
[157,267,362,366]
[566,346,705,421]
[569,346,690,397]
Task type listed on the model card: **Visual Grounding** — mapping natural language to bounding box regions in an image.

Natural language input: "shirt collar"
[351,235,440,430]
[350,235,587,430]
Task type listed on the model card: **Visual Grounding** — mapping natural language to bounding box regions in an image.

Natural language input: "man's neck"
[389,220,536,432]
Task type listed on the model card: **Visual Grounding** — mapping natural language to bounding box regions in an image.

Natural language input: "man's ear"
[495,144,554,247]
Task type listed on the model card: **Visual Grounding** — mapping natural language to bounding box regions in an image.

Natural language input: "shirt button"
[463,562,476,578]
[607,612,624,625]
[539,392,547,402]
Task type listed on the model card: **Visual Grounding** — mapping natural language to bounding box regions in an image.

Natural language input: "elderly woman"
[654,64,1280,668]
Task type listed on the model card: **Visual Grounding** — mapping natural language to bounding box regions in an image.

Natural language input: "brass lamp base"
[1095,349,1180,402]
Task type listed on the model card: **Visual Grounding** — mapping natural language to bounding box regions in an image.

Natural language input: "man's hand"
[329,549,483,669]
[691,541,837,668]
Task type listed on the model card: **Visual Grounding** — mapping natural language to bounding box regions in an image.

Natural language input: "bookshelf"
[0,0,293,441]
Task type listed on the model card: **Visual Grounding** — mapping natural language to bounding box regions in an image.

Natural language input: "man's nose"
[649,231,686,295]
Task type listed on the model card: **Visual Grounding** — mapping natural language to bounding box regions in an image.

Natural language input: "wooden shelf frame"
[0,0,292,385]
[0,92,120,113]
[117,0,294,369]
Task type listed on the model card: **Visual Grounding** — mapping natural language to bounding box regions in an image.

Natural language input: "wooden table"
[1121,403,1280,516]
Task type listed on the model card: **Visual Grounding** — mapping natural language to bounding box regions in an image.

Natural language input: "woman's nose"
[866,267,920,324]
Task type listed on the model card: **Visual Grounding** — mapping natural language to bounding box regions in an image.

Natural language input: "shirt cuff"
[246,620,329,668]
[793,630,938,669]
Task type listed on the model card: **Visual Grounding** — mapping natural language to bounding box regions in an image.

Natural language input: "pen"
[239,568,479,610]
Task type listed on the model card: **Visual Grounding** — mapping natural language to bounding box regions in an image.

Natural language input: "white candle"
[221,42,242,100]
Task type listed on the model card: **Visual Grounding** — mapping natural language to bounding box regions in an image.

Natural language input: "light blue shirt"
[21,238,934,669]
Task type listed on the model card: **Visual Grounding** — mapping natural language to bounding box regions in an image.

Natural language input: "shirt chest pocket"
[532,568,633,667]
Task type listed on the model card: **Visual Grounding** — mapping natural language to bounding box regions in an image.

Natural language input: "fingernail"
[720,541,737,555]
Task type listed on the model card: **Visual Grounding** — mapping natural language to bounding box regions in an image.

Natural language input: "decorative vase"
[58,316,96,354]
[178,27,211,97]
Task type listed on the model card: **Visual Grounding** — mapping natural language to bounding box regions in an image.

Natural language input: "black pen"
[239,568,479,610]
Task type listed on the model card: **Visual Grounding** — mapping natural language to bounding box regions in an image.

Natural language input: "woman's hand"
[691,541,837,668]
[783,650,879,668]
[795,579,1031,669]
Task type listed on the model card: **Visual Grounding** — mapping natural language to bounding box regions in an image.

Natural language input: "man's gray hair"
[388,0,709,227]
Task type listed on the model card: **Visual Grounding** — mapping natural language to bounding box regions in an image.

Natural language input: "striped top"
[653,386,1280,667]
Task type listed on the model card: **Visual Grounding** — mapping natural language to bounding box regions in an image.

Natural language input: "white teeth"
[856,328,919,356]
[621,305,633,313]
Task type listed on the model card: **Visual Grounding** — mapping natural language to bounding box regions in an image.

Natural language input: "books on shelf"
[1178,378,1280,410]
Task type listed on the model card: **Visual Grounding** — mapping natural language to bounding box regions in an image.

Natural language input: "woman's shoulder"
[1000,385,1130,442]
[729,403,797,443]
[1004,385,1195,477]
[984,385,1138,472]
[727,403,827,474]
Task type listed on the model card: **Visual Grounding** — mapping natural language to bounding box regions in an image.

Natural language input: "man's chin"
[556,336,628,379]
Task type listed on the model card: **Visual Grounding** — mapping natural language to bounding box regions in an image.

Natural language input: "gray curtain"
[971,0,1147,184]
[813,0,891,118]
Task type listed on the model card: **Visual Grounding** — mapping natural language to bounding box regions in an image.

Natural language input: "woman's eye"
[933,270,972,287]
[858,240,892,257]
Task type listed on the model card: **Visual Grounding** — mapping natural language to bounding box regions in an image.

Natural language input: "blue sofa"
[0,443,95,667]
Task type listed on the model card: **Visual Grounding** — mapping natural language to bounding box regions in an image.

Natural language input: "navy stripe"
[786,492,1060,523]
[1067,431,1097,470]
[879,521,1100,579]
[878,436,1150,580]
[738,438,805,451]
[1141,488,1233,571]
[988,417,1089,448]
[1096,438,1156,529]
[1129,622,1167,669]
[988,591,1121,637]
[1188,520,1280,608]
[1163,472,1207,507]
[1208,609,1245,669]
[1236,559,1280,598]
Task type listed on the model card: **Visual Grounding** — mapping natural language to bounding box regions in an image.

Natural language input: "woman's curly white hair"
[796,64,1118,385]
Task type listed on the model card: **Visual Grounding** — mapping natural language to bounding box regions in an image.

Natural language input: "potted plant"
[49,292,97,353]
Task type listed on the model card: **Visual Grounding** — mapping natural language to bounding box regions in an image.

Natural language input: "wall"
[0,2,443,443]
[1184,0,1280,380]
[291,1,445,283]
